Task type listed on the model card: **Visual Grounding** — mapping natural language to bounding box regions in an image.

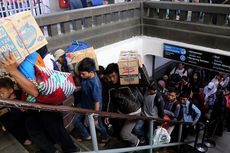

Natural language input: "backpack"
[188,101,198,121]
[65,41,90,53]
[154,92,164,118]
[91,0,103,6]
[65,41,90,74]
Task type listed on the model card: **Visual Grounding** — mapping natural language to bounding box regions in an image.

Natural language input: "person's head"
[167,87,178,102]
[177,62,185,70]
[170,74,181,86]
[77,58,96,79]
[179,91,190,104]
[207,82,216,91]
[192,72,200,80]
[158,80,166,89]
[104,63,119,84]
[97,65,105,79]
[54,49,65,65]
[0,77,15,99]
[147,82,158,95]
[37,45,48,58]
[163,75,169,82]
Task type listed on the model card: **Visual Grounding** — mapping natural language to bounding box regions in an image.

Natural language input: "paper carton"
[65,47,99,73]
[118,50,139,76]
[119,66,139,75]
[120,75,139,85]
[0,11,47,64]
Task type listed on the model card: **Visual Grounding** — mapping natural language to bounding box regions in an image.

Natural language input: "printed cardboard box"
[118,50,139,77]
[65,47,99,73]
[0,11,47,64]
[119,66,139,76]
[120,75,139,85]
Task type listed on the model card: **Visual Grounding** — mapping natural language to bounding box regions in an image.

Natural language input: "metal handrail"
[0,98,197,153]
[0,98,193,125]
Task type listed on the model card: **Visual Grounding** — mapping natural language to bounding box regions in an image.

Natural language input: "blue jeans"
[74,114,108,139]
[133,120,145,137]
[69,0,83,9]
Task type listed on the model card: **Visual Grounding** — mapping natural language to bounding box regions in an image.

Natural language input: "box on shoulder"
[0,11,47,64]
[119,66,138,75]
[120,75,139,85]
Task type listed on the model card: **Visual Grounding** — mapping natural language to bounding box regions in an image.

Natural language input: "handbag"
[26,63,76,104]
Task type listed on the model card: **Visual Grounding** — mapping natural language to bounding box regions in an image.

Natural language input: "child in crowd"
[134,82,165,144]
[74,58,109,144]
[163,87,182,142]
[0,77,31,145]
[179,91,201,141]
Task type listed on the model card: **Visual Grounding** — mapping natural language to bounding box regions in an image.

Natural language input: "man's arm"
[192,104,201,124]
[156,94,165,119]
[174,104,181,119]
[94,101,100,111]
[0,52,38,97]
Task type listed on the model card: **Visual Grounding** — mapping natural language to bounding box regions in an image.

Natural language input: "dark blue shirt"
[80,74,102,111]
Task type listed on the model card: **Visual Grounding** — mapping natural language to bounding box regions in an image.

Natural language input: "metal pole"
[178,124,183,142]
[194,124,200,148]
[149,120,154,153]
[37,0,41,15]
[88,114,99,153]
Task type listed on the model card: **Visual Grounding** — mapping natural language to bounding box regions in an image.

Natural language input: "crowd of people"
[0,44,229,152]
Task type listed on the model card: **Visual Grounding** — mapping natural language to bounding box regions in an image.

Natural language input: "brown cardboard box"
[118,50,139,76]
[119,66,139,75]
[120,75,139,85]
[65,47,99,73]
[0,11,47,64]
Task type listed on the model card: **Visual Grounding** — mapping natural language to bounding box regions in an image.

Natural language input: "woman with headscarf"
[203,82,217,120]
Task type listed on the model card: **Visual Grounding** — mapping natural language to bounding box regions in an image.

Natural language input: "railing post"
[28,0,34,16]
[149,120,154,153]
[88,114,99,152]
[178,124,183,142]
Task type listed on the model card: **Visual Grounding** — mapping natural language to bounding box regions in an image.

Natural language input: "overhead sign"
[163,43,230,74]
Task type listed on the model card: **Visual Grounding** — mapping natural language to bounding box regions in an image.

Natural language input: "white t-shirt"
[170,67,188,77]
[43,54,56,70]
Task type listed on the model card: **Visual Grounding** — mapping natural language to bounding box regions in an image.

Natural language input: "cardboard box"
[0,11,47,64]
[119,66,139,75]
[65,47,99,72]
[118,50,139,76]
[120,75,139,85]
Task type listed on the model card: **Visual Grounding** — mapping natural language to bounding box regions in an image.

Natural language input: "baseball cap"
[54,49,65,61]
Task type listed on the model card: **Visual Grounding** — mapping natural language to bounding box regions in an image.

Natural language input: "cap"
[54,49,65,61]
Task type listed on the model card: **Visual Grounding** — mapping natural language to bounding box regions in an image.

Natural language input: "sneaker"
[101,137,110,143]
[135,139,140,147]
[99,137,110,147]
[76,136,92,142]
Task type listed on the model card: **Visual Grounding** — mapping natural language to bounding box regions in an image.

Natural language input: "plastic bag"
[153,127,171,145]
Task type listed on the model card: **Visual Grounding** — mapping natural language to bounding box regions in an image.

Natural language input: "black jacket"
[108,87,143,114]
